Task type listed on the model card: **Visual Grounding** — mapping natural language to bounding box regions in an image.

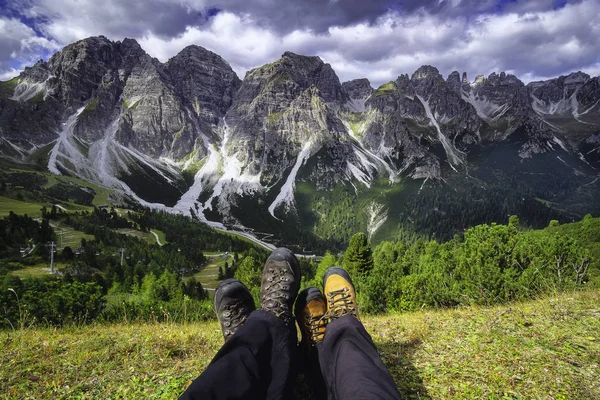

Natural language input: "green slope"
[1,290,598,399]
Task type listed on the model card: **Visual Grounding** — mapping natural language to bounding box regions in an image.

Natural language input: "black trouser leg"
[317,316,401,400]
[180,309,297,400]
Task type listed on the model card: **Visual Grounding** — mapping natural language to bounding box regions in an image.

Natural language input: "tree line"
[1,207,598,328]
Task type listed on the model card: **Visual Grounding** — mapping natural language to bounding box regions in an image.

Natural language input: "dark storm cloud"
[0,0,598,88]
[4,0,208,41]
[209,0,582,33]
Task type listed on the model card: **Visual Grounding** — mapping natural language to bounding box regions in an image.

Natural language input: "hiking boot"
[323,266,359,320]
[260,247,300,323]
[295,287,328,347]
[214,278,256,342]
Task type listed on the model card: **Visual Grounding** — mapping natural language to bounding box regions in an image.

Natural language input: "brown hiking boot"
[260,247,301,323]
[323,266,359,320]
[295,287,328,347]
[214,278,256,342]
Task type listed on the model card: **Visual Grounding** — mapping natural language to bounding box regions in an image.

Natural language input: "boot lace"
[222,303,249,338]
[261,266,292,318]
[326,287,356,319]
[304,313,327,344]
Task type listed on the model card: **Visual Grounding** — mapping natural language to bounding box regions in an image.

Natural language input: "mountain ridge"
[1,36,599,248]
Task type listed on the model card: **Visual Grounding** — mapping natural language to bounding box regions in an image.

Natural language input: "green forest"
[2,196,598,329]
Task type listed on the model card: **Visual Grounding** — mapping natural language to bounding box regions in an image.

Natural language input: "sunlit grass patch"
[1,290,598,399]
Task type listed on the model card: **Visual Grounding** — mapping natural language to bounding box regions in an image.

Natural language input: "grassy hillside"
[2,289,598,399]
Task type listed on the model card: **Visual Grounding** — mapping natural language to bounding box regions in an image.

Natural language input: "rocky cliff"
[1,36,599,241]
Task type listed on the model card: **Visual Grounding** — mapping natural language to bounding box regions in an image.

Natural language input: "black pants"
[180,310,401,400]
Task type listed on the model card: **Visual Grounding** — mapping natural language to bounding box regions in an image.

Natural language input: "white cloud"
[0,17,60,81]
[1,0,599,88]
[136,1,600,87]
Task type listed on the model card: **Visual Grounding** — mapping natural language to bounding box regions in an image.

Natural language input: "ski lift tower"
[118,248,126,266]
[47,241,56,274]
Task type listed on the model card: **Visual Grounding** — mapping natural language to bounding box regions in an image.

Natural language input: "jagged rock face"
[1,36,599,232]
[360,66,482,177]
[342,78,373,113]
[0,36,243,208]
[1,36,242,161]
[167,46,241,132]
[343,78,373,100]
[446,71,462,94]
[224,52,350,182]
[46,36,122,108]
[466,71,529,120]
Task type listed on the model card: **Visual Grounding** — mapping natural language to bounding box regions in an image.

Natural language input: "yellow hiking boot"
[295,287,328,348]
[323,266,359,320]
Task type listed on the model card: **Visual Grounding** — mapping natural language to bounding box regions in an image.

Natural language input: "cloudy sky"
[1,0,599,86]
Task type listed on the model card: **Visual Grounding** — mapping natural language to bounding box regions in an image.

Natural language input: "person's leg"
[180,308,296,400]
[317,316,400,400]
[317,267,401,400]
[180,248,301,400]
[295,287,328,400]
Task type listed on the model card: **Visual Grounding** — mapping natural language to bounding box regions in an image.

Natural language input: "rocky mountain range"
[1,36,599,247]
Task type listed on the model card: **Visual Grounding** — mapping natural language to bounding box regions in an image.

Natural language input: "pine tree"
[343,232,374,276]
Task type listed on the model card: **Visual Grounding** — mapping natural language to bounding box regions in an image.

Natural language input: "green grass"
[267,111,283,125]
[1,290,598,399]
[373,81,397,96]
[185,254,231,295]
[117,229,156,244]
[50,221,95,249]
[8,263,68,279]
[0,193,96,218]
[43,173,111,207]
[0,195,49,217]
[84,97,98,111]
[0,77,19,98]
[150,229,167,246]
[123,98,142,110]
[27,91,45,103]
[182,157,207,186]
[2,165,112,208]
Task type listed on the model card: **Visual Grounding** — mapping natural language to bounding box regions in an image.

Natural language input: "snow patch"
[416,94,464,168]
[462,91,510,121]
[552,137,569,152]
[531,88,594,125]
[346,161,372,188]
[346,97,368,112]
[556,156,568,165]
[202,118,263,221]
[343,122,399,183]
[366,202,388,239]
[268,141,315,219]
[10,79,46,102]
[48,106,97,180]
[418,177,429,194]
[172,111,224,225]
[1,138,26,156]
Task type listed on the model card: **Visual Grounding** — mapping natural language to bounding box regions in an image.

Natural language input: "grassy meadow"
[1,289,598,399]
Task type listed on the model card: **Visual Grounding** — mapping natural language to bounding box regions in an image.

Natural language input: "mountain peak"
[486,72,524,87]
[412,65,442,80]
[447,71,461,93]
[564,71,590,84]
[281,51,321,61]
